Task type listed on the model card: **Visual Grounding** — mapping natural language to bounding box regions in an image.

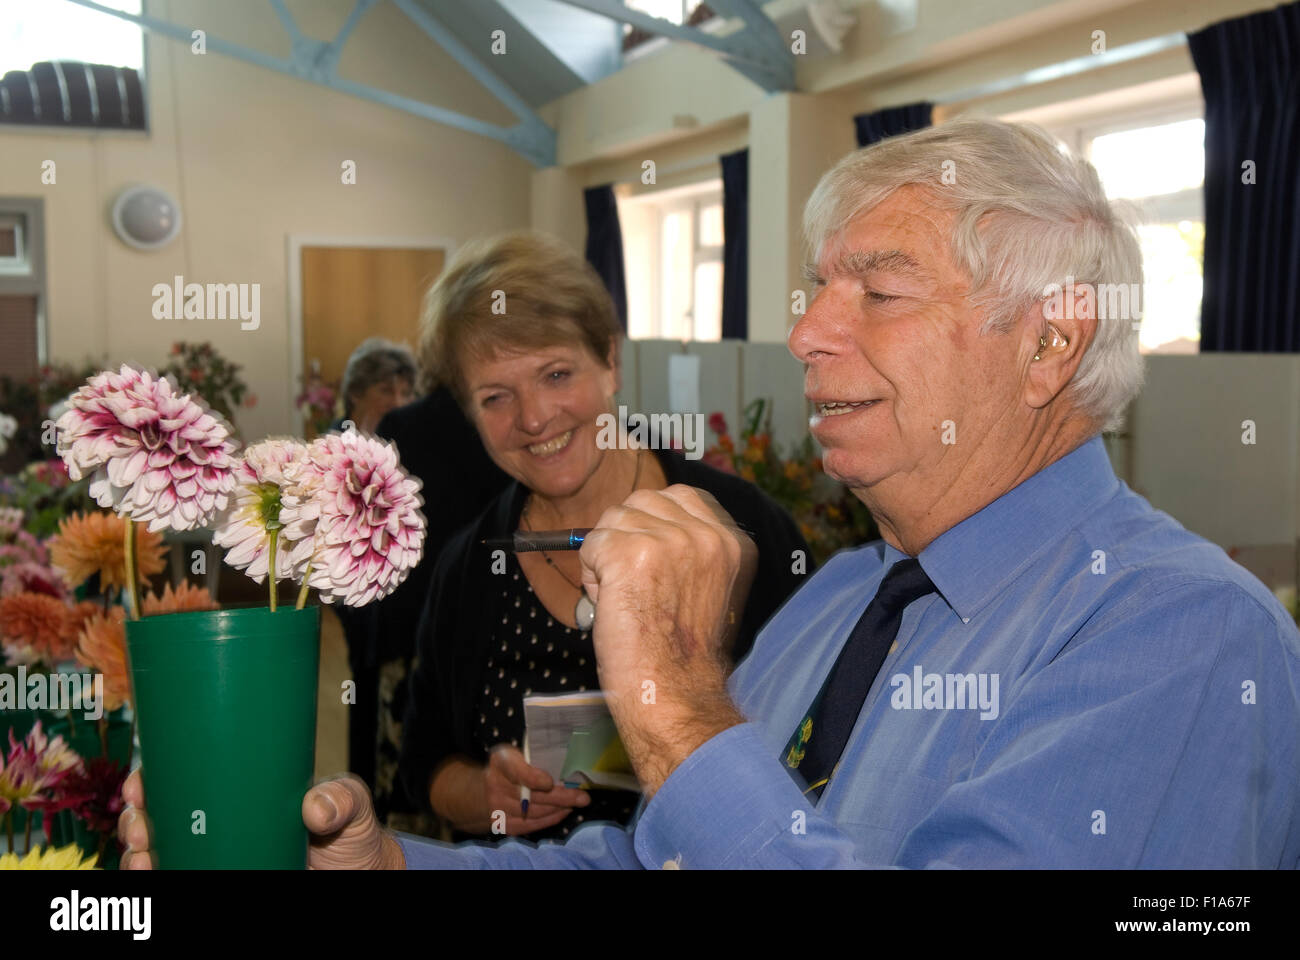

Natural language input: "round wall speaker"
[111,184,182,250]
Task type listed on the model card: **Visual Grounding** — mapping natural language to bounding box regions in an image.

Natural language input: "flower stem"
[23,810,32,854]
[295,562,312,610]
[95,830,109,868]
[123,519,141,621]
[98,716,108,758]
[268,529,278,612]
[5,810,13,852]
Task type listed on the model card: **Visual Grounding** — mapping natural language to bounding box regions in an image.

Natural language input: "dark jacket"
[348,388,510,670]
[397,449,813,813]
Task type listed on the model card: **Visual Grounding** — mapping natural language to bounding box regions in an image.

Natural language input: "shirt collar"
[881,436,1120,623]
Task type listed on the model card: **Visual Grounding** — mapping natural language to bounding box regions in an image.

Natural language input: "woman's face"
[350,375,415,434]
[464,341,618,499]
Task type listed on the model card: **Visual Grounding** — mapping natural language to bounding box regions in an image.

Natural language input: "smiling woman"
[393,230,810,845]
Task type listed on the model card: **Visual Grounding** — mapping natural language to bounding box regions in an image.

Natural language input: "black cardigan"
[347,388,510,670]
[396,449,812,814]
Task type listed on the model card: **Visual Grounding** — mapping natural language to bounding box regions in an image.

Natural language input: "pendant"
[574,593,595,631]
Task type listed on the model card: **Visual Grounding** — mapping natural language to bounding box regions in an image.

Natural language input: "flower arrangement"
[704,399,879,565]
[0,721,82,854]
[295,367,339,438]
[52,362,426,614]
[37,361,426,868]
[0,458,93,540]
[159,341,254,432]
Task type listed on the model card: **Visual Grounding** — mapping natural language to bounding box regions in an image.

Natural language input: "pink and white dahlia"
[281,431,425,607]
[54,365,238,532]
[212,438,312,583]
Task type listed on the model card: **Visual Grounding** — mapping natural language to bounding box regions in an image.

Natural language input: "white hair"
[803,117,1145,432]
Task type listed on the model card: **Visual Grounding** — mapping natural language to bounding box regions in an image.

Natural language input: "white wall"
[1,0,533,442]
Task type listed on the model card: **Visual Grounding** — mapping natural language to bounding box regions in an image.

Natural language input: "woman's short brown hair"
[417,230,622,405]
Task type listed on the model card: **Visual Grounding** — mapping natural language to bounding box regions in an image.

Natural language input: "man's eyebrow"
[803,249,930,284]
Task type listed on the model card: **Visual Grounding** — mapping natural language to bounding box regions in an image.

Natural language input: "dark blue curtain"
[1188,2,1300,352]
[720,148,748,340]
[854,102,933,147]
[583,184,628,332]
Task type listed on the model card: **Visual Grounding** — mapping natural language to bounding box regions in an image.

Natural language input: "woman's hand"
[118,768,406,869]
[478,744,591,836]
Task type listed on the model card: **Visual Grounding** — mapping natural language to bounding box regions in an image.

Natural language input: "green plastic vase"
[124,604,320,869]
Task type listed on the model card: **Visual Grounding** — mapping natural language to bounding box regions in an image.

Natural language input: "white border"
[285,233,457,436]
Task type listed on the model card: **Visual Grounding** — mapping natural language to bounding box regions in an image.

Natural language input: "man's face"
[789,185,1023,495]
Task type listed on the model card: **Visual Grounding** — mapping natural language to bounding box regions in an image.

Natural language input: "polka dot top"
[471,562,639,842]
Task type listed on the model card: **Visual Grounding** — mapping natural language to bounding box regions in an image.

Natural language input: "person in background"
[395,231,811,844]
[328,337,418,435]
[323,338,423,796]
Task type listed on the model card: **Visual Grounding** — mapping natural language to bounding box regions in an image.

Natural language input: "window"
[0,0,143,75]
[1085,117,1204,355]
[0,0,145,130]
[619,181,724,341]
[0,199,46,383]
[1036,105,1206,355]
[622,2,717,54]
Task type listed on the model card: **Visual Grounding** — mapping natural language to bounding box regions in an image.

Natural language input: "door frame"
[286,233,457,435]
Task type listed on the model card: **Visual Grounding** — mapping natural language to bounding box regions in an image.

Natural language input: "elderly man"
[122,118,1300,868]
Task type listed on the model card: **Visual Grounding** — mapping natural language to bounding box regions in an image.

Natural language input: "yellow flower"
[48,511,167,591]
[0,843,99,869]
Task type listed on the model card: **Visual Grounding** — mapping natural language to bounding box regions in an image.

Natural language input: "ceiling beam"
[63,0,557,167]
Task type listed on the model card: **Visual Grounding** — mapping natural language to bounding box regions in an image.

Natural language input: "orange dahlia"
[74,606,130,712]
[0,592,76,664]
[142,580,219,616]
[61,599,102,648]
[47,511,167,592]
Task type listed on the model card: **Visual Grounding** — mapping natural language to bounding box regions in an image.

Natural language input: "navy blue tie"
[783,558,936,800]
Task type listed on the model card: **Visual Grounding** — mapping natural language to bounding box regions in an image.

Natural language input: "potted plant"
[53,365,426,868]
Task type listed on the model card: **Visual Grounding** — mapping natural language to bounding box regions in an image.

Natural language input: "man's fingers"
[120,807,151,853]
[122,767,144,809]
[120,851,154,871]
[303,775,370,835]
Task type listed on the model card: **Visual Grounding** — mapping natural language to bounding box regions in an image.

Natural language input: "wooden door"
[300,245,446,417]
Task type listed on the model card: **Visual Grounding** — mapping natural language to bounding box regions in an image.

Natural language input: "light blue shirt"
[395,436,1300,868]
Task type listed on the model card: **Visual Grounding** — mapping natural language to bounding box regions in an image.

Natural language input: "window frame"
[0,196,48,368]
[639,186,724,341]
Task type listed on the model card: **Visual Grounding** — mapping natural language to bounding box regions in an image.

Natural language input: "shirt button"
[662,854,682,869]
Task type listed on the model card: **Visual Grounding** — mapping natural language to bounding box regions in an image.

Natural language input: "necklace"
[522,448,644,632]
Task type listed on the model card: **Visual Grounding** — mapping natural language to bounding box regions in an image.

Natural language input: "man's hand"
[578,484,755,797]
[118,768,407,869]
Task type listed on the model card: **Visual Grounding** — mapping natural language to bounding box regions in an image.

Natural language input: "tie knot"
[875,558,936,612]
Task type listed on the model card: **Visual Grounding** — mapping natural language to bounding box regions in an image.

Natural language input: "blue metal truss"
[64,0,558,167]
[557,0,795,92]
